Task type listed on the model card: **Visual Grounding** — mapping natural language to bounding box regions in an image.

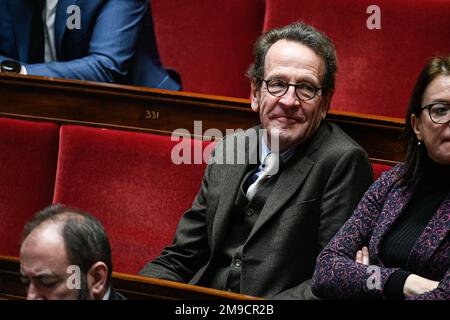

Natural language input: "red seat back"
[0,118,59,256]
[53,125,212,273]
[152,0,265,98]
[372,163,393,181]
[263,0,450,118]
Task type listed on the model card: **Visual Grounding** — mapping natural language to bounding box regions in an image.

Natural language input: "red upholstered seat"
[53,125,212,274]
[372,163,393,181]
[0,117,59,256]
[264,0,450,118]
[151,0,265,98]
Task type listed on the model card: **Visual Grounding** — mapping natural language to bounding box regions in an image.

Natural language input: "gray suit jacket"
[140,122,373,299]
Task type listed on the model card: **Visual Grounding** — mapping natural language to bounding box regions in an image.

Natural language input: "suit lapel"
[246,148,314,242]
[248,157,314,240]
[245,123,328,243]
[55,0,78,59]
[9,0,33,62]
[371,186,415,259]
[210,128,259,253]
[372,186,449,272]
[408,195,450,272]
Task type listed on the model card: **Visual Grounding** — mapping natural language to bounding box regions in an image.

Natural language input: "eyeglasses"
[420,103,450,124]
[263,79,322,101]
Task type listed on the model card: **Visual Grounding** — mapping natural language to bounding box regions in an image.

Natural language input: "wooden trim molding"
[0,73,405,163]
[0,256,259,300]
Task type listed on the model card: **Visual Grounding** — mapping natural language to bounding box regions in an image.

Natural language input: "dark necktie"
[28,0,45,63]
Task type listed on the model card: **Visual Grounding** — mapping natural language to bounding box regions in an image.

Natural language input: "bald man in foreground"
[20,204,125,300]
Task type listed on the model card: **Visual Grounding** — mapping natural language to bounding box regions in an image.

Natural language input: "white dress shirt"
[44,0,59,62]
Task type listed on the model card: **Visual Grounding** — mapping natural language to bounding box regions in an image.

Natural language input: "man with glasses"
[140,22,373,299]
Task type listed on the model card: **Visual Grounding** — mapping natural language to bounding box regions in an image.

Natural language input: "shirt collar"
[102,287,111,300]
[261,136,297,164]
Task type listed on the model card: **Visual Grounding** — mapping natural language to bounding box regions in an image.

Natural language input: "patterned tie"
[246,152,279,201]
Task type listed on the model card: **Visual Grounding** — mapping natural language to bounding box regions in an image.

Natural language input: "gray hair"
[247,21,338,97]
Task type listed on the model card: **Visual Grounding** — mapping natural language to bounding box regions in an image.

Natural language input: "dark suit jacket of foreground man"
[140,122,373,299]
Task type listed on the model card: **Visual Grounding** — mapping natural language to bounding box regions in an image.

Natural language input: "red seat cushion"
[53,125,213,273]
[264,0,450,118]
[0,117,59,256]
[372,163,393,180]
[152,0,265,98]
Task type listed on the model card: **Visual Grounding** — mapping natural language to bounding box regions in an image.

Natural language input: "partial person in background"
[0,0,180,90]
[20,204,125,300]
[312,56,450,300]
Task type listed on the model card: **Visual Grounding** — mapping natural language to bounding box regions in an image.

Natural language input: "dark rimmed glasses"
[421,103,450,124]
[263,79,322,101]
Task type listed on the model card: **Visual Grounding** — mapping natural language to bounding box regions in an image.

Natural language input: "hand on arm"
[354,247,439,299]
[408,268,449,300]
[355,246,370,265]
[403,274,439,298]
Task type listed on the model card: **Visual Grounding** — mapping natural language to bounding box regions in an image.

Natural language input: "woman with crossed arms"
[312,56,450,300]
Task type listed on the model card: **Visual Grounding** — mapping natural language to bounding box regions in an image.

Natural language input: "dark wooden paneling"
[112,273,261,300]
[0,256,258,300]
[0,73,405,163]
[0,256,26,299]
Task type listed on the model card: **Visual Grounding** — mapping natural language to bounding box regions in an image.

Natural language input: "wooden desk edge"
[0,255,261,300]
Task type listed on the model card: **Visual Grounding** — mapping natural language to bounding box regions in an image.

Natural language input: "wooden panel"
[0,74,405,163]
[0,256,26,299]
[0,256,259,300]
[112,273,261,300]
[326,111,404,164]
